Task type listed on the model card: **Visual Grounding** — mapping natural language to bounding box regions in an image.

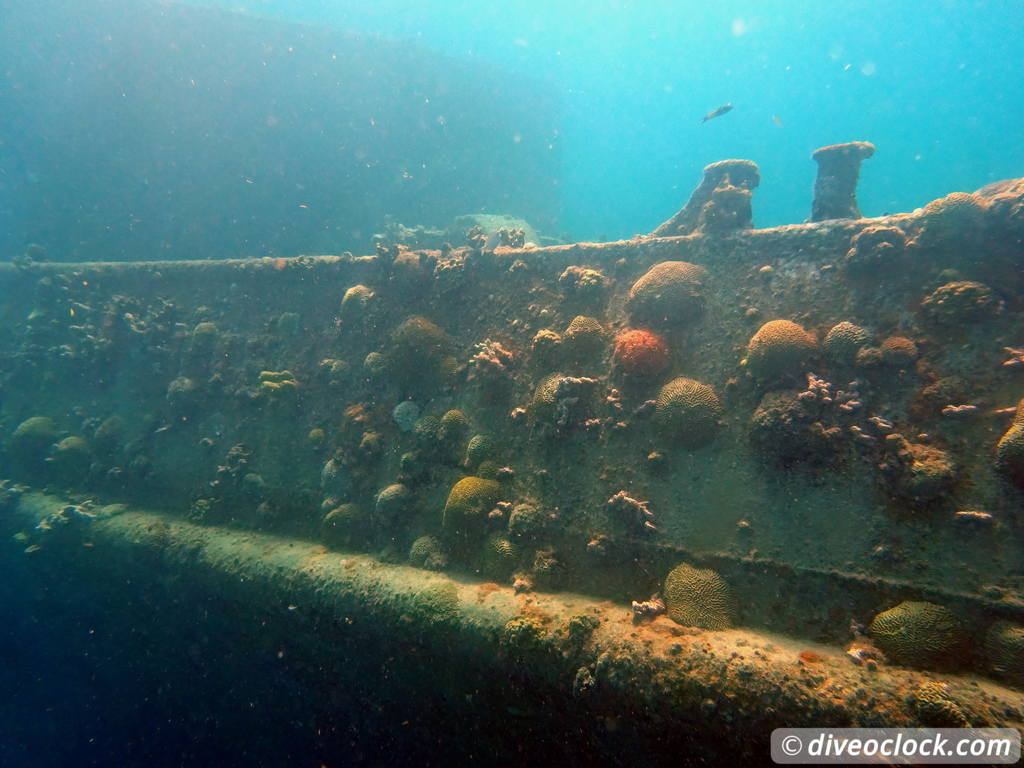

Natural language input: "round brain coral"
[880,335,919,366]
[409,535,448,571]
[464,434,495,470]
[375,483,413,525]
[868,601,967,669]
[985,620,1024,683]
[613,329,669,377]
[389,316,450,371]
[845,225,907,273]
[563,315,606,359]
[442,476,502,537]
[663,563,737,630]
[744,320,817,380]
[530,372,566,421]
[920,281,995,325]
[10,416,59,459]
[916,192,987,249]
[340,284,374,320]
[626,261,708,327]
[995,398,1024,487]
[480,532,520,579]
[321,503,370,549]
[655,377,722,446]
[823,322,870,365]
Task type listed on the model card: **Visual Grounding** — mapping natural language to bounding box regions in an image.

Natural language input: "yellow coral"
[626,261,708,327]
[744,320,817,380]
[442,476,502,536]
[663,563,737,630]
[259,370,299,396]
[654,377,722,446]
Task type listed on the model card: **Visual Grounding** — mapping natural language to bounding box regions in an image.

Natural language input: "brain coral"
[480,533,520,579]
[845,225,907,272]
[613,329,669,377]
[10,416,59,459]
[915,192,987,249]
[626,261,708,327]
[823,322,870,365]
[409,535,449,571]
[985,620,1024,683]
[663,563,737,630]
[868,601,967,668]
[464,434,495,470]
[389,316,450,373]
[995,398,1024,487]
[530,372,566,421]
[562,316,606,359]
[654,377,722,446]
[48,436,92,483]
[744,320,817,380]
[442,476,502,537]
[912,682,971,727]
[340,284,375,321]
[879,335,919,366]
[530,329,562,367]
[374,483,413,525]
[321,503,370,548]
[920,280,995,325]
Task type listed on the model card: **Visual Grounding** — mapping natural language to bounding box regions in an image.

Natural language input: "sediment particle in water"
[663,563,737,630]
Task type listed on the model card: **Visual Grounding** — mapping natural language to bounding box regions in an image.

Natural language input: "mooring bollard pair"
[652,141,875,236]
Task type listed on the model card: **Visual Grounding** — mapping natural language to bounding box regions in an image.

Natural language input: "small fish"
[701,103,733,123]
[771,114,784,127]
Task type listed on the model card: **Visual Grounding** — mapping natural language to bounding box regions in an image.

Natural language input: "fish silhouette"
[701,103,733,123]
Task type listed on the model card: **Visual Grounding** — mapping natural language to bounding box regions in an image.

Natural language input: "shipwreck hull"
[2,180,1024,760]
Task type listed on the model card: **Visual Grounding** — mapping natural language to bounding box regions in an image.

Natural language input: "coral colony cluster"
[3,148,1024,704]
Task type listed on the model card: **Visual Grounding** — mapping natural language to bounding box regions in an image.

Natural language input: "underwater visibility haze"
[1,1,1024,766]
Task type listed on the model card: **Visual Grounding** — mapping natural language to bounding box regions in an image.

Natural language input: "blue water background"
[212,0,1024,240]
